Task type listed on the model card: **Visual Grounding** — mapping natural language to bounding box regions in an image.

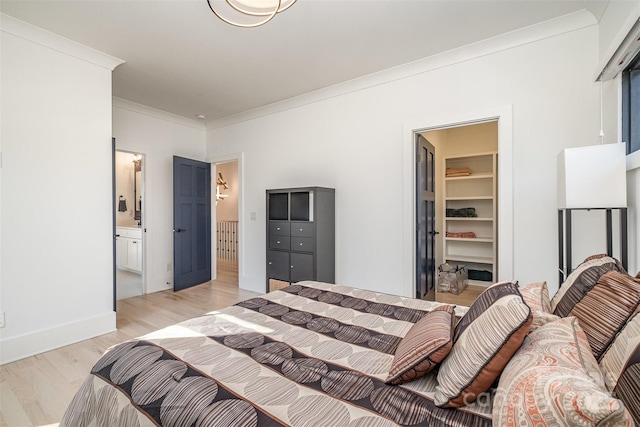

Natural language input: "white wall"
[597,0,640,277]
[0,15,123,364]
[112,98,206,293]
[206,12,604,298]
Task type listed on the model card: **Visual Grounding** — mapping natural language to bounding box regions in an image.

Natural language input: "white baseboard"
[0,311,116,365]
[147,274,173,294]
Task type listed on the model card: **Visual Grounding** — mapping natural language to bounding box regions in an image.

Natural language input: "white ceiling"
[1,0,609,122]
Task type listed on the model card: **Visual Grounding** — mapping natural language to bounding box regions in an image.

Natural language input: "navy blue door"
[416,134,436,300]
[173,156,211,291]
[112,137,117,310]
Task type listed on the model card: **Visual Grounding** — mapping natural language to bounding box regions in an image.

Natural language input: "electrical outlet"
[0,312,5,328]
[166,262,172,272]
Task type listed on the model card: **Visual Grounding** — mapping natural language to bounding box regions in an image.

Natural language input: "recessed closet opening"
[420,120,498,306]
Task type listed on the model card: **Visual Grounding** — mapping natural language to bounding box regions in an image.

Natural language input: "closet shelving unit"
[443,152,497,286]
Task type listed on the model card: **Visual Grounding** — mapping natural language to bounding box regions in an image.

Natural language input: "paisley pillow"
[493,316,633,426]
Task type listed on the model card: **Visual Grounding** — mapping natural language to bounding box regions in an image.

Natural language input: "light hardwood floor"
[1,262,482,426]
[0,260,251,427]
[435,283,486,307]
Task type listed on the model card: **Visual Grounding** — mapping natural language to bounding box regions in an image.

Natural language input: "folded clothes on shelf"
[446,231,477,238]
[469,269,493,282]
[446,207,478,217]
[446,167,471,177]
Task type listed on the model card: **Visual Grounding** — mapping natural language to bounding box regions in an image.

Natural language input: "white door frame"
[402,105,514,298]
[208,152,244,285]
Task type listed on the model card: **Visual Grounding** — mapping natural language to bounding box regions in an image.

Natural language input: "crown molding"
[1,13,124,71]
[113,97,206,131]
[207,9,597,130]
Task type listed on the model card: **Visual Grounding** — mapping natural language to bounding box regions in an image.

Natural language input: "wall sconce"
[216,172,229,201]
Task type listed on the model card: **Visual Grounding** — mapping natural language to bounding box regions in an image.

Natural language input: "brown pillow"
[599,310,640,425]
[435,281,532,407]
[385,305,455,385]
[551,255,626,317]
[568,270,640,360]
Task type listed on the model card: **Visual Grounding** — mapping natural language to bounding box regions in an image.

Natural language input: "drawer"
[117,227,142,239]
[269,221,290,237]
[269,235,290,250]
[290,237,314,252]
[290,222,314,238]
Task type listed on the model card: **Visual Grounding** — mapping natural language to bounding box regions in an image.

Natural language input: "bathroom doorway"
[114,150,145,300]
[214,160,239,286]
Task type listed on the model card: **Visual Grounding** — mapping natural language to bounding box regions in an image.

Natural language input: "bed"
[60,281,494,427]
[62,259,640,427]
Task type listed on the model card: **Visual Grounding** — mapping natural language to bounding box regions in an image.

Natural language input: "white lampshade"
[558,143,627,209]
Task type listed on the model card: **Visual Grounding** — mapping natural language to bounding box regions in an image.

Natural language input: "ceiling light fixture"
[206,0,296,28]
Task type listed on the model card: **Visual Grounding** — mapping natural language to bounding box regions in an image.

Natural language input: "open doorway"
[214,160,239,286]
[419,120,499,306]
[114,150,145,300]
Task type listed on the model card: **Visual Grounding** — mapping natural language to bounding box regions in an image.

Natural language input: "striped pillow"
[568,271,640,361]
[551,255,626,317]
[435,281,532,407]
[493,316,633,426]
[615,353,640,426]
[385,305,455,385]
[600,311,640,425]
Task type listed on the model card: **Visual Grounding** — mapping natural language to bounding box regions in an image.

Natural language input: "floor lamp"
[557,143,628,283]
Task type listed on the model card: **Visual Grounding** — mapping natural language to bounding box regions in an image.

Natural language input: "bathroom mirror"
[134,159,142,221]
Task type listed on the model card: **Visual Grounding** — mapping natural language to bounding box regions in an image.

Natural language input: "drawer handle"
[299,243,303,246]
[276,241,280,244]
[290,265,294,268]
[276,227,281,231]
[268,262,272,265]
[299,228,303,232]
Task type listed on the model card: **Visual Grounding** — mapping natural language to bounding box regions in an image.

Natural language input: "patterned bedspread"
[61,281,494,426]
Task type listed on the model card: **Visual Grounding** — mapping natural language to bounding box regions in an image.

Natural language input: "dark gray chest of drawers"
[266,187,335,292]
